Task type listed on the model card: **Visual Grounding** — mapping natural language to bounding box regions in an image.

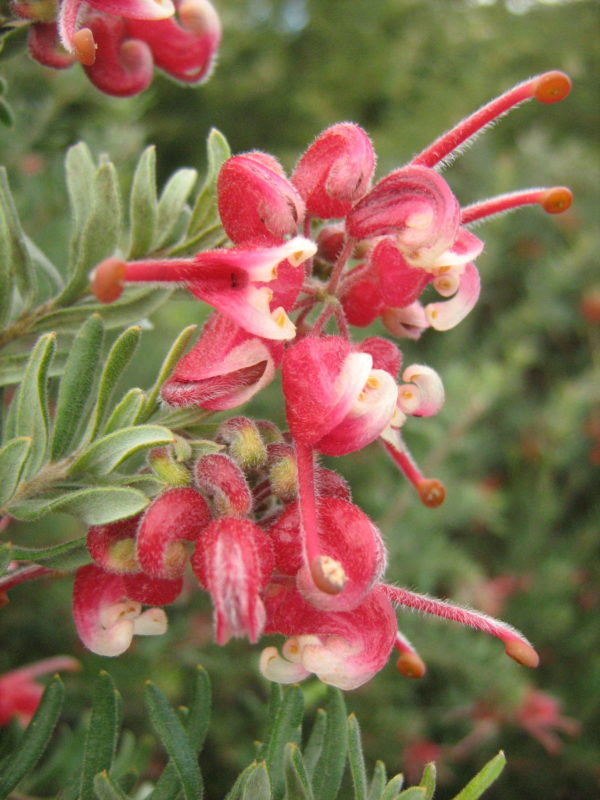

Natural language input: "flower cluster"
[12,0,220,96]
[87,72,573,689]
[0,657,78,726]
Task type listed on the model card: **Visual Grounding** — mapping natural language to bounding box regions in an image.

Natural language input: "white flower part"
[241,286,296,341]
[99,600,142,629]
[132,608,168,636]
[244,236,317,282]
[399,364,445,417]
[426,262,481,331]
[347,368,399,428]
[432,269,461,297]
[259,645,311,684]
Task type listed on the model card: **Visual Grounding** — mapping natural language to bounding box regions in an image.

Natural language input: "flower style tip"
[395,632,427,679]
[72,27,97,65]
[531,70,572,104]
[461,186,573,225]
[310,554,347,595]
[417,478,446,509]
[504,638,540,669]
[92,257,126,302]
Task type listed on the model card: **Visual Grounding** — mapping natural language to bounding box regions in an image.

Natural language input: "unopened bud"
[87,517,141,574]
[148,447,192,487]
[256,419,285,444]
[194,453,252,517]
[268,443,297,502]
[217,417,267,471]
[310,555,346,595]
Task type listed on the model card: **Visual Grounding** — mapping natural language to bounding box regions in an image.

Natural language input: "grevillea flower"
[191,517,274,644]
[161,313,282,410]
[72,564,168,656]
[0,657,79,726]
[92,237,316,340]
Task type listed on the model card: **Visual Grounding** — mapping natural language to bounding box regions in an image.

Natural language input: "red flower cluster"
[13,0,220,96]
[85,72,574,688]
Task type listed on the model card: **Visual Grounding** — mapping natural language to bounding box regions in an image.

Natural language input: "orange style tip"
[73,28,97,67]
[310,555,346,595]
[505,640,540,669]
[541,186,573,214]
[92,258,126,303]
[396,652,427,679]
[417,478,446,508]
[532,71,571,104]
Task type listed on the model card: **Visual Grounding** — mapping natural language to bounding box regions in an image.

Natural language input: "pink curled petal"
[425,262,481,331]
[218,153,305,244]
[56,0,83,53]
[371,238,433,307]
[400,364,445,417]
[161,313,281,411]
[346,166,460,266]
[434,227,484,268]
[381,302,430,340]
[83,16,153,97]
[292,122,376,218]
[87,0,175,18]
[28,23,76,69]
[356,337,403,379]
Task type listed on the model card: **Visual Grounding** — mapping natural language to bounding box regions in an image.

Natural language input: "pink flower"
[191,517,274,644]
[0,657,79,726]
[516,689,580,755]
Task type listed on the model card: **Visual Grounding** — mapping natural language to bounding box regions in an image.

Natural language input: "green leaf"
[302,708,326,779]
[188,129,230,237]
[65,142,96,271]
[0,97,14,128]
[380,775,404,800]
[0,436,31,506]
[92,772,131,800]
[69,425,174,476]
[103,389,146,434]
[0,544,10,576]
[311,688,347,800]
[14,332,56,479]
[242,762,272,800]
[0,166,36,310]
[79,671,122,800]
[128,146,158,259]
[264,684,304,800]
[145,681,203,800]
[394,789,426,800]
[0,675,64,797]
[225,763,256,800]
[0,23,29,63]
[418,763,436,800]
[51,315,104,461]
[283,743,314,800]
[368,761,387,800]
[154,168,198,250]
[347,714,368,800]
[7,537,89,571]
[8,486,149,524]
[450,752,506,800]
[59,161,122,305]
[138,325,197,422]
[0,349,68,388]
[86,326,142,441]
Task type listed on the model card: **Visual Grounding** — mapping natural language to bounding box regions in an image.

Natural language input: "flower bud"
[148,446,192,486]
[217,416,267,472]
[87,516,141,574]
[194,453,252,517]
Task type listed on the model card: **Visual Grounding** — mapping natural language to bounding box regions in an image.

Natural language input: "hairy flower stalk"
[77,72,573,688]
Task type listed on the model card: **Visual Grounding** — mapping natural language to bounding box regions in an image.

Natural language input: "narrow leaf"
[79,671,122,800]
[0,350,69,387]
[265,684,304,800]
[14,332,56,478]
[283,743,314,800]
[368,761,387,800]
[395,789,426,800]
[93,771,131,800]
[128,146,158,259]
[51,314,104,460]
[188,128,230,235]
[0,676,64,797]
[154,168,198,250]
[347,714,368,800]
[86,325,142,441]
[241,762,272,800]
[0,436,31,506]
[224,763,257,800]
[418,763,436,800]
[0,166,36,309]
[65,142,96,271]
[7,537,89,571]
[380,776,405,800]
[450,752,506,800]
[102,389,146,434]
[302,708,326,779]
[311,689,347,800]
[144,681,203,800]
[138,325,197,422]
[69,425,174,476]
[8,486,149,524]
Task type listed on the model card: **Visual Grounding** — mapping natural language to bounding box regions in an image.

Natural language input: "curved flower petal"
[425,262,481,330]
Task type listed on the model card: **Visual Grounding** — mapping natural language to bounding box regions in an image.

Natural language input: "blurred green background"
[1,0,599,797]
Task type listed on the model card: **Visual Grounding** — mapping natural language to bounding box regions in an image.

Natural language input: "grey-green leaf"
[102,389,146,434]
[128,146,158,259]
[302,708,326,779]
[6,537,89,571]
[311,688,347,800]
[283,743,314,800]
[79,671,122,800]
[8,486,149,524]
[450,751,506,800]
[368,761,387,800]
[0,166,36,311]
[0,676,64,797]
[144,681,203,800]
[418,763,436,800]
[394,789,426,800]
[14,332,56,479]
[188,128,230,236]
[242,762,272,800]
[138,325,197,422]
[0,436,31,506]
[65,142,96,270]
[265,684,304,800]
[69,425,174,476]
[86,325,142,441]
[347,714,368,800]
[155,168,198,250]
[51,314,104,460]
[380,775,405,800]
[0,349,68,388]
[92,772,131,800]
